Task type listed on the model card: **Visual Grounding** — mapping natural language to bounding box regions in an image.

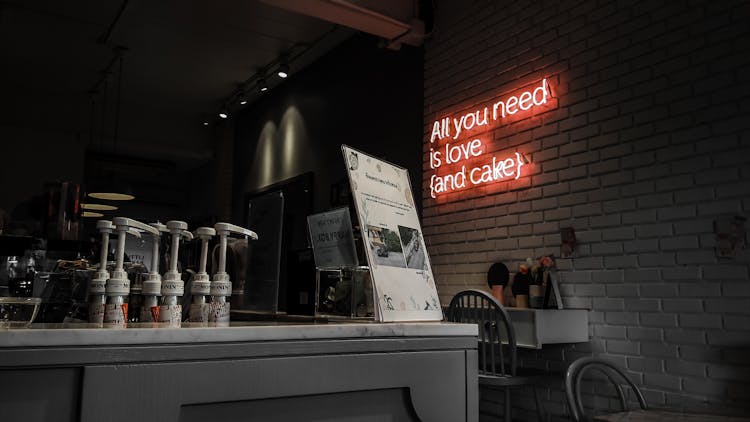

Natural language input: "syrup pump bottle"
[89,220,113,324]
[188,227,215,324]
[140,222,168,323]
[211,223,258,326]
[159,220,192,326]
[104,217,159,327]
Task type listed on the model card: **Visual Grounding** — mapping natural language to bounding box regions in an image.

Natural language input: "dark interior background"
[232,33,424,222]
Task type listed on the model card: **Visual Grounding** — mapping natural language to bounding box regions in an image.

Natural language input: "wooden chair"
[565,356,647,421]
[447,289,545,422]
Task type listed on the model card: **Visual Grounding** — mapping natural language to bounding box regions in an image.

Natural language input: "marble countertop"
[0,321,477,348]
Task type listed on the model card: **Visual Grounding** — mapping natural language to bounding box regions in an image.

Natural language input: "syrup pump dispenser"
[104,217,159,327]
[89,220,114,323]
[140,222,168,323]
[210,223,258,325]
[188,227,215,324]
[159,220,193,326]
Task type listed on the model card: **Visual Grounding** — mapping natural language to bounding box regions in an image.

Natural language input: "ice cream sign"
[428,78,552,198]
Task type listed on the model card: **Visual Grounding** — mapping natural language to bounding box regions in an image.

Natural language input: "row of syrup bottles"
[87,218,257,327]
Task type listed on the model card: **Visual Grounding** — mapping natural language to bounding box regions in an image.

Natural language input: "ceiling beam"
[260,0,424,48]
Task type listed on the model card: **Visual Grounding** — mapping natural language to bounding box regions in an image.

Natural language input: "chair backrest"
[565,356,648,421]
[447,289,517,377]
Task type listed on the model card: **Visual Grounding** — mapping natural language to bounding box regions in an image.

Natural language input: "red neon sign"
[427,78,551,198]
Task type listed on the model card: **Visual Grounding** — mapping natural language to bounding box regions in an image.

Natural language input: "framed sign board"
[307,207,359,268]
[342,145,442,322]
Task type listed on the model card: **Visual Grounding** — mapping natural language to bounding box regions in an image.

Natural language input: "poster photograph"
[342,145,443,322]
[398,226,426,270]
[366,224,406,268]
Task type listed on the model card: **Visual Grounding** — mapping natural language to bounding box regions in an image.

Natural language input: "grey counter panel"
[80,350,469,422]
[0,368,80,422]
[0,323,478,422]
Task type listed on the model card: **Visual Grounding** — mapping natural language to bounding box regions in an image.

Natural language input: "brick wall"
[423,0,750,419]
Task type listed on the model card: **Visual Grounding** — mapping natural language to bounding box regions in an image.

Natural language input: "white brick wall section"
[424,0,750,419]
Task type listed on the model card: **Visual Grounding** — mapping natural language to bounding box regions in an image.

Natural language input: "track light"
[203,121,209,126]
[219,108,228,119]
[277,63,289,79]
[238,92,247,105]
[257,78,268,92]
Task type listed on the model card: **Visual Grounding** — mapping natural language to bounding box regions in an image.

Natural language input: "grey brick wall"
[423,0,750,420]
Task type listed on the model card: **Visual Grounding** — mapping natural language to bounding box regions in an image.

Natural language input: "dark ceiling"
[0,0,351,164]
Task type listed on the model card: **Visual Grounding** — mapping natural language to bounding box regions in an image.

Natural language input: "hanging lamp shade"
[82,211,104,218]
[86,175,135,201]
[80,203,118,211]
[88,192,134,201]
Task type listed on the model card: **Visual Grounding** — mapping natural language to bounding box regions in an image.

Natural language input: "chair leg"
[533,385,545,422]
[504,388,512,421]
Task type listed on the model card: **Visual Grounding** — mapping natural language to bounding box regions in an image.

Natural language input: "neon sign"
[427,78,551,198]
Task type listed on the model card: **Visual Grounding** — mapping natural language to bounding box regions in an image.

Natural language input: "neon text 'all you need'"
[428,78,550,198]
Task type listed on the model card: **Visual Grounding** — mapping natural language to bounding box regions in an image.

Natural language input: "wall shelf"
[506,308,589,349]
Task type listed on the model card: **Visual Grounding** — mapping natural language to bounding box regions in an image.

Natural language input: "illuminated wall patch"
[427,78,552,198]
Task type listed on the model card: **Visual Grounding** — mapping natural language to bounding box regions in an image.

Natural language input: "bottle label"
[140,306,161,323]
[162,281,184,295]
[89,303,105,323]
[158,304,181,327]
[89,280,106,293]
[210,284,231,296]
[103,303,128,326]
[209,302,230,326]
[188,303,210,323]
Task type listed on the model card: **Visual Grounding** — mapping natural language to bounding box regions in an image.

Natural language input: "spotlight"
[257,78,268,92]
[219,108,228,119]
[203,121,209,126]
[277,63,289,79]
[238,92,247,105]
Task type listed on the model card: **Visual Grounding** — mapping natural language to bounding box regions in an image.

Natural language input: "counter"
[0,322,478,422]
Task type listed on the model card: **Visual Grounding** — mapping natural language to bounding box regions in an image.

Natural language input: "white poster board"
[342,145,442,322]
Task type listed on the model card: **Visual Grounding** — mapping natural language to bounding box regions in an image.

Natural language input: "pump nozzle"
[139,222,169,323]
[193,227,216,281]
[104,217,159,326]
[188,227,216,323]
[213,223,258,278]
[93,220,114,283]
[89,220,114,323]
[164,221,189,278]
[159,220,190,326]
[146,222,168,279]
[209,223,258,325]
[113,217,160,236]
